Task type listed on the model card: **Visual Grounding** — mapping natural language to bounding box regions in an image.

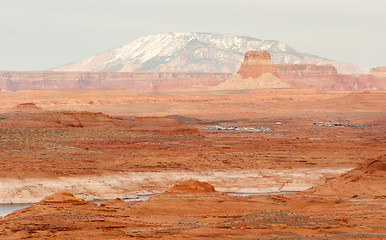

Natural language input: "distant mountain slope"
[53,32,364,74]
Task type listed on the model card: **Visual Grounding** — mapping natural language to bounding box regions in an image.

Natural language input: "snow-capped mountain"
[53,32,364,74]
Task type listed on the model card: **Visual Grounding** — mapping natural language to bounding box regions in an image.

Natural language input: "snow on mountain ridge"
[53,32,365,74]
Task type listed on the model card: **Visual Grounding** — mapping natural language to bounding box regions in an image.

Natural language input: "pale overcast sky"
[0,0,385,71]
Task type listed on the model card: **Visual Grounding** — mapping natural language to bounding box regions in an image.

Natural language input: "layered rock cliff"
[0,65,384,92]
[0,71,231,92]
[276,64,386,90]
[237,51,279,79]
[275,64,339,89]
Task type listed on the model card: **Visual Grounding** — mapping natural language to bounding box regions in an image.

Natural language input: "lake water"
[0,192,293,217]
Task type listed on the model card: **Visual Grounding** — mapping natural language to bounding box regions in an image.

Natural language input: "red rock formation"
[0,71,231,92]
[165,179,217,194]
[1,177,385,239]
[276,64,386,90]
[306,155,386,198]
[12,103,42,112]
[0,110,120,128]
[237,51,279,79]
[0,191,132,239]
[39,190,88,204]
[213,51,289,90]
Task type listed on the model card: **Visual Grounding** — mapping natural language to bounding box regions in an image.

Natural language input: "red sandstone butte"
[237,51,279,79]
[214,51,289,90]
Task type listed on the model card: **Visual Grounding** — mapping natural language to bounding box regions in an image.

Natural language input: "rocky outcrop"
[0,107,199,135]
[165,179,217,194]
[0,71,231,92]
[213,51,290,90]
[276,64,337,79]
[1,179,385,239]
[237,51,279,79]
[0,109,120,128]
[39,190,88,205]
[306,155,386,198]
[12,103,42,112]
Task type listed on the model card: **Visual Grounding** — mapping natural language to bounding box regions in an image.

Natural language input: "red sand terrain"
[306,155,386,198]
[0,177,384,239]
[0,88,385,238]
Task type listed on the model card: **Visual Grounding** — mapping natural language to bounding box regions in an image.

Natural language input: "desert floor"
[0,89,385,239]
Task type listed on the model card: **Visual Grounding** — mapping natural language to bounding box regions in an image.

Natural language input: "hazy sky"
[0,0,385,71]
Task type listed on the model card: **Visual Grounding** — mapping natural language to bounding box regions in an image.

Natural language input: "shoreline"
[0,168,351,204]
[0,191,301,217]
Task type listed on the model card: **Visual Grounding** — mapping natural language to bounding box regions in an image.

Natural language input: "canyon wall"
[276,64,386,90]
[0,72,232,92]
[1,65,385,92]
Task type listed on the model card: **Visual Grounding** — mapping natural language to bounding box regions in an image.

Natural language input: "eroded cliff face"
[0,71,232,92]
[276,64,386,90]
[237,51,279,79]
[276,64,338,79]
[0,64,384,92]
[214,51,289,90]
[306,155,385,198]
